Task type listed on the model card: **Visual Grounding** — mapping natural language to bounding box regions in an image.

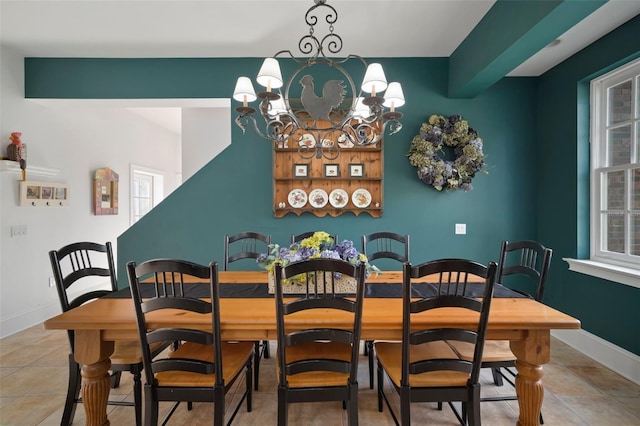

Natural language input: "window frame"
[130,164,165,225]
[584,57,640,284]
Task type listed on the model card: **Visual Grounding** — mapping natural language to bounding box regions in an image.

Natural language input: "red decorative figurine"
[7,132,27,180]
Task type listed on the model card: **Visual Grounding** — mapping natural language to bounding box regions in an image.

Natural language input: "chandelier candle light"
[233,0,405,160]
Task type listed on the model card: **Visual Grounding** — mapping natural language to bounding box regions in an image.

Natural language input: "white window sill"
[564,258,640,289]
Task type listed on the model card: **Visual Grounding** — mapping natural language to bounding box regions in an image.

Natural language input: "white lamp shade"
[268,98,287,117]
[256,58,283,90]
[353,97,369,118]
[383,82,405,108]
[232,77,257,103]
[361,63,388,94]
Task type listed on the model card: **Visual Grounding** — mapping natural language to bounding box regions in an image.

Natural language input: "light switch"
[455,223,466,235]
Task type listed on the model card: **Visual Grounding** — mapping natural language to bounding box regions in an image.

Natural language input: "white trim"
[28,98,230,108]
[552,329,640,386]
[564,258,640,288]
[0,302,61,339]
[0,160,59,177]
[589,58,640,266]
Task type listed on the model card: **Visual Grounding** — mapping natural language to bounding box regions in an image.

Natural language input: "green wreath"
[407,114,486,191]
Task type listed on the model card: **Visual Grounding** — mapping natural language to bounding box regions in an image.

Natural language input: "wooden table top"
[44,270,580,340]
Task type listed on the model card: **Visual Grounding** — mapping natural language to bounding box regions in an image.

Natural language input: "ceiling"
[2,0,639,77]
[2,1,639,134]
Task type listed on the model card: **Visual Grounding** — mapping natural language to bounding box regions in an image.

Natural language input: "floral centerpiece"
[257,231,380,293]
[407,114,486,191]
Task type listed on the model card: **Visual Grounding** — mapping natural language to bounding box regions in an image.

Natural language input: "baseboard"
[552,329,640,386]
[0,282,107,339]
[0,302,61,339]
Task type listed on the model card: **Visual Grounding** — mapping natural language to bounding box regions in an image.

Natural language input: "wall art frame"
[324,164,340,177]
[349,163,364,177]
[94,167,119,215]
[19,180,69,207]
[293,163,309,177]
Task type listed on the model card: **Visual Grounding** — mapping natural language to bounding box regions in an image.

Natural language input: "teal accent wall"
[537,15,640,355]
[24,15,640,356]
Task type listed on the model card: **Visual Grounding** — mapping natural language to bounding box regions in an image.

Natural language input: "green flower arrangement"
[256,231,380,284]
[407,114,486,191]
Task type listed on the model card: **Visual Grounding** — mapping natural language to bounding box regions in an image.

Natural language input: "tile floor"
[1,325,639,425]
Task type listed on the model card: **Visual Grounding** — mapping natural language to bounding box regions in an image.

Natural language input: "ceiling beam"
[448,0,606,98]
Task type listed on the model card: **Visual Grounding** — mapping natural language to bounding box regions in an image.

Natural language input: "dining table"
[43,270,580,426]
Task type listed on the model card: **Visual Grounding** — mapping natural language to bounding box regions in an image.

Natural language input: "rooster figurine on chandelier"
[233,0,405,160]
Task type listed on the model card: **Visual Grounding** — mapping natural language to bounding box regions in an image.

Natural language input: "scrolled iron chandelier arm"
[232,0,405,160]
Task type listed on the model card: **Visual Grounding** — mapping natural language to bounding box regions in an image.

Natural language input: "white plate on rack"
[321,139,334,147]
[299,133,316,148]
[308,189,329,208]
[337,134,354,148]
[351,188,372,208]
[329,189,349,208]
[288,189,308,208]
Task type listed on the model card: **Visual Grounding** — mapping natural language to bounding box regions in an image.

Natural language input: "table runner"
[109,282,526,299]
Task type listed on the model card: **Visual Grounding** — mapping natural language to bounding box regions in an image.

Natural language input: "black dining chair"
[449,240,552,424]
[376,259,497,426]
[127,258,253,426]
[274,258,367,426]
[361,232,410,388]
[224,231,271,390]
[49,241,168,426]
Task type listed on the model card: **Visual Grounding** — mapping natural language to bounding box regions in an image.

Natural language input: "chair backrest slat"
[497,240,553,302]
[362,232,409,265]
[49,241,118,349]
[127,258,223,387]
[274,258,366,384]
[401,259,497,387]
[224,232,271,271]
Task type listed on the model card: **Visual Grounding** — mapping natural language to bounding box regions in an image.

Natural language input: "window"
[589,58,640,273]
[130,165,164,225]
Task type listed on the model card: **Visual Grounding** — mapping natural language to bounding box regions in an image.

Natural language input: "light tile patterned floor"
[1,325,639,425]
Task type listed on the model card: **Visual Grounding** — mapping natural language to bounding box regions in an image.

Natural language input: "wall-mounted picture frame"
[94,167,119,215]
[26,185,40,199]
[19,181,69,207]
[349,163,364,177]
[293,163,309,178]
[40,186,53,200]
[54,187,67,200]
[324,164,340,177]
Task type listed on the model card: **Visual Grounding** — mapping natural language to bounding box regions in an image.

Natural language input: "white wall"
[0,46,183,337]
[182,107,231,181]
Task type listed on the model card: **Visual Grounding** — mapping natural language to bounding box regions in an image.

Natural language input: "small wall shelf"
[0,159,59,177]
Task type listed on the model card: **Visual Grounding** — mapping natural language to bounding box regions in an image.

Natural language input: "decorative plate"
[351,188,372,208]
[299,133,316,148]
[321,139,334,148]
[288,189,308,208]
[329,189,349,208]
[337,134,354,148]
[308,189,329,208]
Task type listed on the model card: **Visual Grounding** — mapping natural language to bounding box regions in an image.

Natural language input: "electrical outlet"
[10,225,28,237]
[49,277,56,288]
[455,223,466,235]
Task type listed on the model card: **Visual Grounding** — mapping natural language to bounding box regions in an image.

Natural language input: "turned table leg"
[75,330,115,426]
[510,329,550,426]
[81,358,112,426]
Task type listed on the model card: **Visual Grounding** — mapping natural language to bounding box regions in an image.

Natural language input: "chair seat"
[375,340,470,387]
[277,341,352,388]
[111,340,166,365]
[156,341,254,387]
[449,340,516,362]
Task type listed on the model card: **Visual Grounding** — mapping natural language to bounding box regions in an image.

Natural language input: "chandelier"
[232,0,404,160]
